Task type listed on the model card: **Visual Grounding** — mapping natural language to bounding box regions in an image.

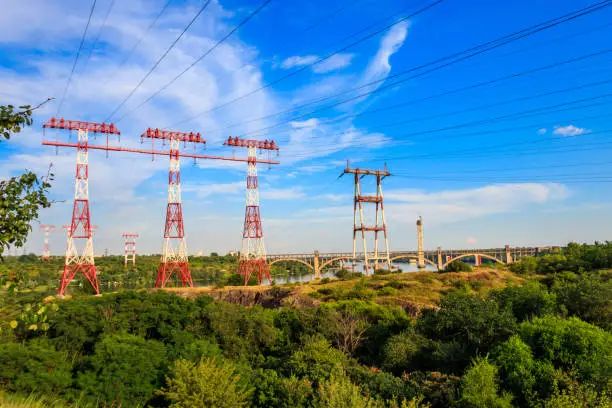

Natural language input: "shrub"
[76,334,168,407]
[459,357,513,408]
[378,286,398,296]
[444,261,473,273]
[289,338,348,384]
[159,358,251,408]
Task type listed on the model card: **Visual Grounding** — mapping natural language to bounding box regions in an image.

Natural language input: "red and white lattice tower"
[122,233,139,267]
[141,128,205,287]
[224,137,279,285]
[39,225,56,262]
[43,118,119,295]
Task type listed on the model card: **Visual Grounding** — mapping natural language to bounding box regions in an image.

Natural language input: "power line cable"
[56,0,98,116]
[208,1,612,138]
[393,159,612,176]
[103,0,172,85]
[233,1,612,139]
[283,101,612,160]
[114,0,273,123]
[168,0,448,127]
[269,76,612,145]
[81,0,116,73]
[105,0,212,121]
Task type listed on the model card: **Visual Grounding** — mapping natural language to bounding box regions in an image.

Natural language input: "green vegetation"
[0,242,610,407]
[1,102,53,258]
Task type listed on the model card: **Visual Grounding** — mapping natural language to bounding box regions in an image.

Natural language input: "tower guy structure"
[43,118,120,295]
[141,128,205,288]
[343,162,391,274]
[39,225,56,262]
[224,137,279,285]
[122,233,139,267]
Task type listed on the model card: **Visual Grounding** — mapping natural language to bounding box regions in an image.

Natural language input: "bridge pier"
[474,255,481,266]
[505,244,513,264]
[313,250,321,279]
[437,247,443,270]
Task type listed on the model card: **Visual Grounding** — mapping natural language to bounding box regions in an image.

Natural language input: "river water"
[270,261,438,285]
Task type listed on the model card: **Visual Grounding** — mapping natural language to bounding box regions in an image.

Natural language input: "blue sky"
[1,0,612,255]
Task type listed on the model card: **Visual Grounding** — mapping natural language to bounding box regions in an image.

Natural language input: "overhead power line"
[105,0,212,121]
[114,0,273,123]
[103,0,173,85]
[272,75,612,145]
[81,0,116,73]
[284,108,612,161]
[232,0,612,139]
[168,0,449,127]
[213,47,612,144]
[56,0,98,116]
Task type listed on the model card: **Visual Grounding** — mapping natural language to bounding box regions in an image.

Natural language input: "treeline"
[0,281,609,405]
[0,253,303,294]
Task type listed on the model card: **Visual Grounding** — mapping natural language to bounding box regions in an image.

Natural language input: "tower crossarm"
[224,136,279,150]
[354,226,386,232]
[356,195,383,203]
[141,128,205,144]
[43,117,120,134]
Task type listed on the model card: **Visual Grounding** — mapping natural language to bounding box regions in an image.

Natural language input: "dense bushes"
[0,243,610,407]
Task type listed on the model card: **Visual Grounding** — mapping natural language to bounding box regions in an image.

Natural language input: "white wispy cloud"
[553,125,588,137]
[312,53,355,74]
[384,183,570,224]
[280,53,354,73]
[280,55,319,69]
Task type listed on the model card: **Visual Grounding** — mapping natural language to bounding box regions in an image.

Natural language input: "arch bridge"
[267,245,562,279]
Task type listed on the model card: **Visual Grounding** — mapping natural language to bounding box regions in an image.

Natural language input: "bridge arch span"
[390,255,438,268]
[268,258,314,271]
[442,253,504,269]
[319,257,353,271]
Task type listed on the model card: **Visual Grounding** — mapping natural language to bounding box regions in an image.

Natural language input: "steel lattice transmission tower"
[141,128,205,288]
[43,118,120,295]
[122,233,139,267]
[39,225,56,262]
[42,118,278,295]
[224,137,279,285]
[343,162,391,275]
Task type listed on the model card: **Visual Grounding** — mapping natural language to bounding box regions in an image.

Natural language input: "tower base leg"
[58,264,99,296]
[238,259,271,286]
[156,262,192,288]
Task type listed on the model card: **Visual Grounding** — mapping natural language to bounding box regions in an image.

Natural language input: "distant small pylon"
[122,233,139,267]
[39,225,56,262]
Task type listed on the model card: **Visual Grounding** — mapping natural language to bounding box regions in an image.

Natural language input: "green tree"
[553,272,612,330]
[317,374,371,408]
[289,338,348,383]
[381,330,428,374]
[160,358,251,408]
[517,316,611,388]
[543,382,611,408]
[1,102,53,258]
[417,291,516,372]
[76,334,168,407]
[490,281,557,322]
[0,338,72,395]
[493,335,536,404]
[459,357,513,408]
